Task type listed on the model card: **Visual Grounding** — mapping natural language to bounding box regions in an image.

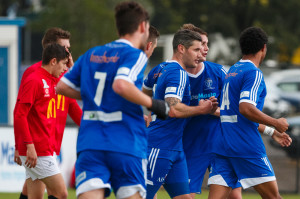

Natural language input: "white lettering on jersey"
[165,87,177,93]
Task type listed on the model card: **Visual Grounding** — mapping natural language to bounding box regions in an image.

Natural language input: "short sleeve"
[114,51,148,84]
[164,69,188,101]
[239,70,264,106]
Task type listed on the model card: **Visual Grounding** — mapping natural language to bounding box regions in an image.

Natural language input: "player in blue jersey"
[207,27,292,199]
[179,24,243,199]
[143,29,218,199]
[56,2,169,199]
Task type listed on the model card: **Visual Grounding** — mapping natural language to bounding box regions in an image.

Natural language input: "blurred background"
[0,0,300,195]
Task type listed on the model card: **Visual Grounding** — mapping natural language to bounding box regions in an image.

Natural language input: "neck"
[186,62,203,74]
[41,65,54,76]
[120,34,141,49]
[241,54,261,67]
[171,53,187,70]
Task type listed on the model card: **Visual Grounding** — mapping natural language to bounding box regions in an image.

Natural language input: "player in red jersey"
[14,43,69,199]
[14,28,82,199]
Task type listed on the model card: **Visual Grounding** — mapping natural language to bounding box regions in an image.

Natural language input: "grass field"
[1,189,300,199]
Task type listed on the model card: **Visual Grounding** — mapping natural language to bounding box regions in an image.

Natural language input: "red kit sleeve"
[68,98,82,126]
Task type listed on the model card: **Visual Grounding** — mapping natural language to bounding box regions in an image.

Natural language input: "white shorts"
[20,155,61,181]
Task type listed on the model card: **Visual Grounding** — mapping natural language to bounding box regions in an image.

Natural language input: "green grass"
[1,189,299,199]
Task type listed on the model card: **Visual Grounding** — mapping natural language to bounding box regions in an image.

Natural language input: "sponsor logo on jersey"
[47,98,56,118]
[165,87,177,93]
[90,51,119,63]
[225,72,238,79]
[204,78,215,90]
[190,92,216,100]
[240,91,250,98]
[42,79,50,97]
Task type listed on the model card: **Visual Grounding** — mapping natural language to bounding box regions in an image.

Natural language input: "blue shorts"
[75,150,147,198]
[186,154,213,194]
[146,147,190,199]
[208,154,275,189]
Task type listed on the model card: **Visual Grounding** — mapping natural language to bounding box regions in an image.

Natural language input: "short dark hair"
[239,27,268,55]
[147,25,160,43]
[172,29,202,52]
[180,23,207,36]
[42,27,71,49]
[115,1,149,36]
[42,43,69,65]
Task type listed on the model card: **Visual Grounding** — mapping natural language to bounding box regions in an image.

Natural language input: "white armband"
[263,126,274,136]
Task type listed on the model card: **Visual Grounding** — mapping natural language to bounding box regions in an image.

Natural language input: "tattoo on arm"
[165,97,180,107]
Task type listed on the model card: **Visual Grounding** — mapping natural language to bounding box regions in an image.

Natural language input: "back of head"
[180,23,207,36]
[172,29,202,52]
[239,27,268,55]
[147,25,160,43]
[115,1,149,36]
[42,43,69,65]
[42,27,71,49]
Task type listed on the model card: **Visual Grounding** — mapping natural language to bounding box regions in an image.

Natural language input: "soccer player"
[208,27,292,199]
[143,29,217,199]
[56,1,169,199]
[180,24,243,199]
[14,27,82,199]
[14,44,70,199]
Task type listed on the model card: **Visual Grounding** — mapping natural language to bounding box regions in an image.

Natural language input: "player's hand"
[25,144,37,168]
[272,131,292,147]
[208,96,219,114]
[198,99,213,114]
[66,47,74,68]
[143,112,152,127]
[274,118,289,133]
[14,150,22,166]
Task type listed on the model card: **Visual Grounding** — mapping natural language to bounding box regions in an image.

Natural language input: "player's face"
[259,44,267,64]
[183,40,202,68]
[54,58,68,78]
[199,34,209,62]
[145,39,157,58]
[140,21,150,51]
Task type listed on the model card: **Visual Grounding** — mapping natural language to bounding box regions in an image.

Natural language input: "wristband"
[148,99,170,120]
[263,126,274,136]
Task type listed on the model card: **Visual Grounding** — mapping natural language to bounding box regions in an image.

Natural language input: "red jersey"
[14,67,57,156]
[14,61,82,155]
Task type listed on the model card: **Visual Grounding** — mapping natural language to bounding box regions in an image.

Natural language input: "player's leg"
[232,156,278,199]
[228,187,242,199]
[75,150,111,199]
[41,173,68,199]
[146,148,173,199]
[19,181,28,199]
[26,178,46,199]
[108,152,147,199]
[186,154,212,199]
[207,155,237,199]
[163,151,191,199]
[253,180,281,199]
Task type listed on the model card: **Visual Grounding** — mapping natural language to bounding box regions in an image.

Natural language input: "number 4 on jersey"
[221,83,230,110]
[94,72,107,106]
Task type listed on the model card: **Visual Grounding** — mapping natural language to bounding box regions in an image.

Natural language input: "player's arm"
[68,99,82,126]
[142,87,153,97]
[56,80,82,100]
[239,102,288,133]
[14,103,37,168]
[167,97,216,118]
[258,124,292,147]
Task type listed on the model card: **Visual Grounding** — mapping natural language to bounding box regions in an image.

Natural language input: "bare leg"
[26,178,46,199]
[253,180,282,199]
[78,189,105,199]
[173,194,192,199]
[41,173,68,199]
[189,193,196,199]
[208,184,231,199]
[228,187,242,199]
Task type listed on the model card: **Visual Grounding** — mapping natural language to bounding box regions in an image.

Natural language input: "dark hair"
[147,25,160,43]
[42,43,69,65]
[115,1,149,36]
[172,29,202,52]
[180,23,207,36]
[239,27,268,55]
[42,27,71,49]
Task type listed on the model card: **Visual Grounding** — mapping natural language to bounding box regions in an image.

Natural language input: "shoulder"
[204,61,227,76]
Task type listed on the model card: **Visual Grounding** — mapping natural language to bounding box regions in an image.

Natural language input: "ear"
[177,44,185,54]
[50,58,57,66]
[146,41,152,51]
[139,21,147,34]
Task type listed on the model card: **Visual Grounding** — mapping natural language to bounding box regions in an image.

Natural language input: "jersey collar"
[187,62,205,78]
[166,60,185,69]
[239,59,257,67]
[115,39,133,47]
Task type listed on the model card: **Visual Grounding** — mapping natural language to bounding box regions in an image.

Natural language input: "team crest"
[204,78,214,90]
[42,79,50,97]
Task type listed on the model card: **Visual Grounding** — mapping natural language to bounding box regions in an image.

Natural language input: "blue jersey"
[215,60,267,158]
[183,61,227,157]
[62,39,148,158]
[144,60,190,151]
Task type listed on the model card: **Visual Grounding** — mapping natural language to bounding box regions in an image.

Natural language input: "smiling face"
[182,40,202,68]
